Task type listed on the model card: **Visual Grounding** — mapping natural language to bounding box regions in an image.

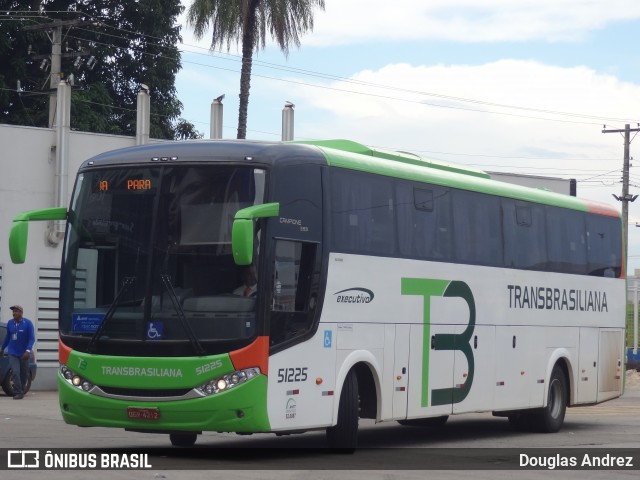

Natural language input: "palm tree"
[187,0,325,139]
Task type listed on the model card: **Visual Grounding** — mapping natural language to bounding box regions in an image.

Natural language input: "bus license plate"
[127,407,160,421]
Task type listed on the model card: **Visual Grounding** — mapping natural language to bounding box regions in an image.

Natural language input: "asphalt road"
[1,371,639,479]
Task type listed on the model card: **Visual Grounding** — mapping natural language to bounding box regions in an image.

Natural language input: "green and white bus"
[9,139,625,449]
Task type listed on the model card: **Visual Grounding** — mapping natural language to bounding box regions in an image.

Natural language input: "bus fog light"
[72,376,82,386]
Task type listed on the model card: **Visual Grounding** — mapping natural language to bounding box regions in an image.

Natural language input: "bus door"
[264,163,328,429]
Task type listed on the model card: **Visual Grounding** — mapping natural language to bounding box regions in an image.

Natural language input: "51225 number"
[277,367,308,383]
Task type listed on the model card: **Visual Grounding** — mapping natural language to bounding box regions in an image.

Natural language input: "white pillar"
[281,102,295,141]
[210,96,224,139]
[136,87,151,145]
[47,80,71,246]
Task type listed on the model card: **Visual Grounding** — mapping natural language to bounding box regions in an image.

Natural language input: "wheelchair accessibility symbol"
[323,330,332,348]
[147,321,163,340]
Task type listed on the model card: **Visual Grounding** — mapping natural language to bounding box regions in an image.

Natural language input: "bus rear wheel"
[326,369,359,452]
[533,365,567,433]
[170,432,197,447]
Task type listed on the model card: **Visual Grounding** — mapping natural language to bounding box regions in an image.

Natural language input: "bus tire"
[534,365,567,433]
[170,432,197,447]
[326,369,359,452]
[398,416,449,427]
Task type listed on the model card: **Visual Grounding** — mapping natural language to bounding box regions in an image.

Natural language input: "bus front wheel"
[170,432,197,447]
[326,369,359,452]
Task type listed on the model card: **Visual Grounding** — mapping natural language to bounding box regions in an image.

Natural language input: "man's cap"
[10,305,23,312]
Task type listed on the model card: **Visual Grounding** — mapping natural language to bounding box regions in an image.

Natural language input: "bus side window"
[270,240,318,346]
[586,214,622,277]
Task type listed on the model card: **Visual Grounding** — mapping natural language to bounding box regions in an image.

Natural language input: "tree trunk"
[237,2,259,140]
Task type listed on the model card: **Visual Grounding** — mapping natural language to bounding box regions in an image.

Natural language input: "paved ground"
[0,371,638,479]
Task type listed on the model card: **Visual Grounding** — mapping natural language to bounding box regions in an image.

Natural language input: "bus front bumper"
[58,374,270,433]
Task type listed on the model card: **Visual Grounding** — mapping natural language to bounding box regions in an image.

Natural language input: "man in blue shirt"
[0,305,35,399]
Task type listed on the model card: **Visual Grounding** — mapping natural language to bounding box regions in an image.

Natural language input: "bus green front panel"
[59,374,270,433]
[60,351,270,432]
[65,351,235,389]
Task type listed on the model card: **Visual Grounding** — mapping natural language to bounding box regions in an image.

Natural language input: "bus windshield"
[60,165,265,356]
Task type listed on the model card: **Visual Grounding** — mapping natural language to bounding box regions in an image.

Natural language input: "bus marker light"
[286,389,299,395]
[396,375,402,381]
[496,381,505,386]
[315,378,323,385]
[520,371,525,376]
[321,391,334,396]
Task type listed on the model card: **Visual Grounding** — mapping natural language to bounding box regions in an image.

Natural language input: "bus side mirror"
[232,203,279,266]
[9,207,67,264]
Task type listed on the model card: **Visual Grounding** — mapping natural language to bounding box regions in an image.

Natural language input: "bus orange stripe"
[59,338,72,365]
[229,336,269,375]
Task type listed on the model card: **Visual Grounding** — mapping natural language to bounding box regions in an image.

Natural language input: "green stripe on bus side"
[401,278,450,408]
[318,146,597,213]
[295,139,490,179]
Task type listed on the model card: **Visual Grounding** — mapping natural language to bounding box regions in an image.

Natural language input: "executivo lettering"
[101,366,183,377]
[507,285,608,312]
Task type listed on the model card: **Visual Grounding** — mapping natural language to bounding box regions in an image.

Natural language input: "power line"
[15,15,639,127]
[83,21,640,124]
[57,31,626,127]
[0,84,630,178]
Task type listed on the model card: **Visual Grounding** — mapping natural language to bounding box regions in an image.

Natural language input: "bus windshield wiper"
[160,274,205,356]
[86,276,136,353]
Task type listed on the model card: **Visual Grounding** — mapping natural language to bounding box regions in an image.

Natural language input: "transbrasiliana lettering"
[507,285,608,312]
[101,366,183,377]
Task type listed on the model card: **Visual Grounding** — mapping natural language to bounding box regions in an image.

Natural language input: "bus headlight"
[196,367,260,396]
[60,365,95,392]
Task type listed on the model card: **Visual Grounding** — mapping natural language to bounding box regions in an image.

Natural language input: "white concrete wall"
[0,124,139,390]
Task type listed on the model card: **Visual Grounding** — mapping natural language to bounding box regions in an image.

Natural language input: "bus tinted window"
[396,184,453,261]
[546,207,587,274]
[453,189,502,266]
[331,170,396,255]
[503,200,547,270]
[586,214,622,277]
[330,168,620,277]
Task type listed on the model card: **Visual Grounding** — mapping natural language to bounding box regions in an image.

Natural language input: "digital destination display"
[94,178,154,192]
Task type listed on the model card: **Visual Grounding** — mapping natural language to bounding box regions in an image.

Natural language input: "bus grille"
[98,386,192,398]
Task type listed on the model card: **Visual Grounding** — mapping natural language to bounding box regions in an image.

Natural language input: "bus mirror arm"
[9,207,67,264]
[232,203,279,266]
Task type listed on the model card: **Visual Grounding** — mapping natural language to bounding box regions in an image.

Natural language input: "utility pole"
[603,123,640,265]
[24,19,92,127]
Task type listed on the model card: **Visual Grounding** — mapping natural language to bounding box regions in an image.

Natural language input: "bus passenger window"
[270,240,318,346]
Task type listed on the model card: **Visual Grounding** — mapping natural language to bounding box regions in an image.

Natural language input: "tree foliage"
[0,0,202,139]
[187,0,325,139]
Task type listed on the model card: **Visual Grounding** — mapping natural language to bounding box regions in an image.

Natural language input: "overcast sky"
[174,0,640,273]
